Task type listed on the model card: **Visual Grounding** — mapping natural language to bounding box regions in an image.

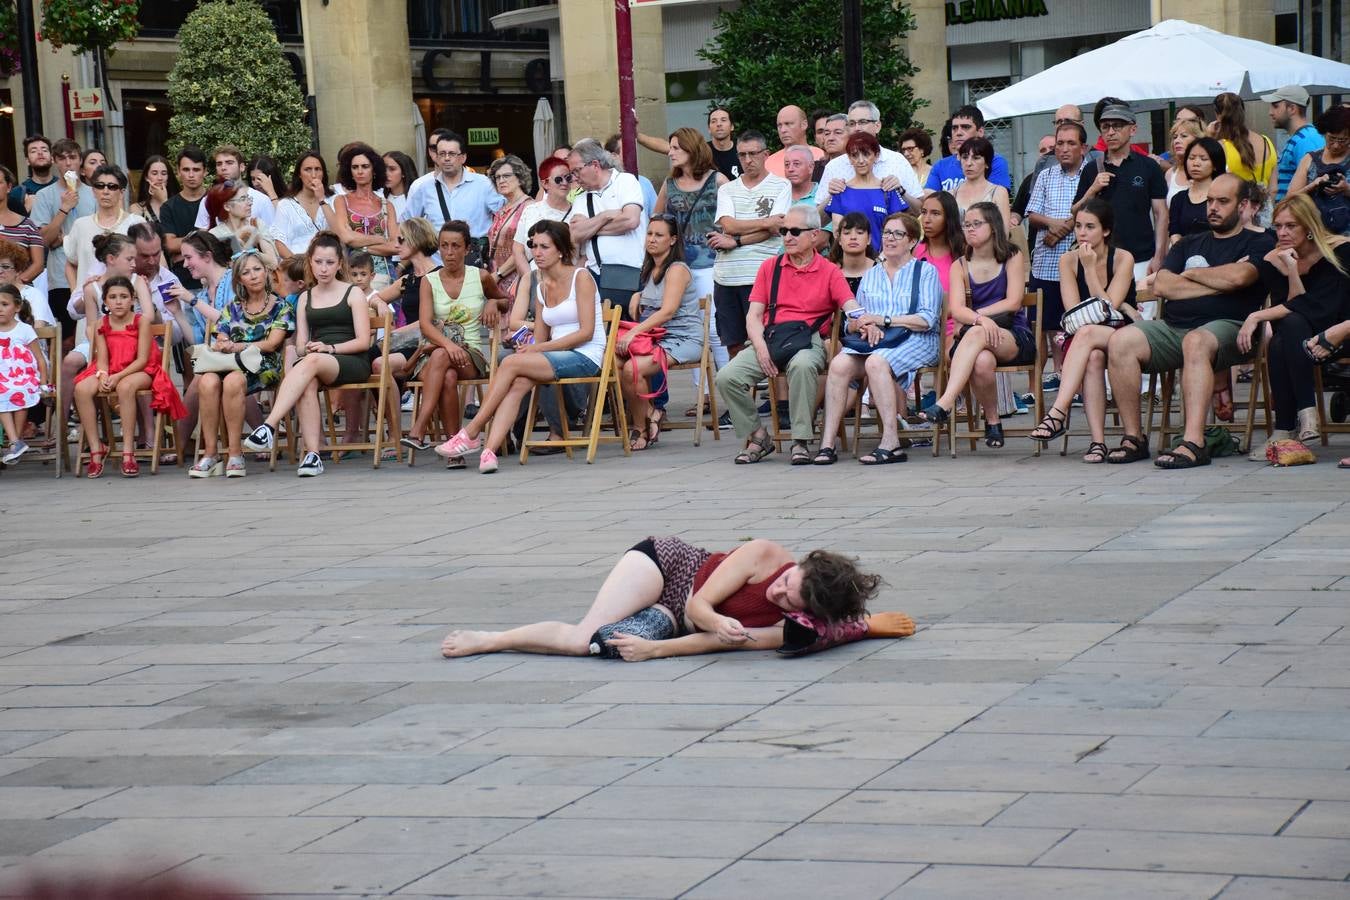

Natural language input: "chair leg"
[519,386,538,465]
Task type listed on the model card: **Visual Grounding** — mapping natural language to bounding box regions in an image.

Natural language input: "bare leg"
[933,329,986,410]
[819,353,864,451]
[438,367,462,437]
[265,354,338,431]
[0,411,18,445]
[73,377,102,454]
[482,375,535,454]
[196,372,223,458]
[174,379,201,453]
[463,352,558,438]
[59,350,86,427]
[442,550,668,657]
[114,374,151,456]
[222,372,248,458]
[970,350,1000,426]
[339,390,366,443]
[1171,329,1220,459]
[411,349,449,439]
[1106,326,1150,438]
[864,354,901,448]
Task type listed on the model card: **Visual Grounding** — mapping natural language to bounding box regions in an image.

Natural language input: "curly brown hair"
[0,239,29,273]
[798,550,881,622]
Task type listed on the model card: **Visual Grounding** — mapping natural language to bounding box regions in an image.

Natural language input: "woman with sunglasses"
[486,156,534,306]
[510,157,574,310]
[62,164,145,301]
[204,179,278,269]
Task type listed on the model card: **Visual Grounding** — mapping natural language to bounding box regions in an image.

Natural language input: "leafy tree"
[167,0,311,176]
[699,0,924,148]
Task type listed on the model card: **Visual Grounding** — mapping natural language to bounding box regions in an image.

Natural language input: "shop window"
[409,0,550,46]
[415,94,543,171]
[121,93,173,174]
[140,1,302,41]
[1276,13,1299,46]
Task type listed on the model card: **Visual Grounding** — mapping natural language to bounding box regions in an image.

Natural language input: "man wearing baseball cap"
[1074,100,1168,285]
[1264,84,1324,201]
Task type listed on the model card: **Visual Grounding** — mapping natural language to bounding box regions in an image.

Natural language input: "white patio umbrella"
[411,102,428,175]
[978,19,1350,119]
[532,98,556,168]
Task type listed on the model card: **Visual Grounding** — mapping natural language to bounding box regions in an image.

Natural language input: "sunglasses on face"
[92,182,121,191]
[549,174,574,186]
[778,226,814,237]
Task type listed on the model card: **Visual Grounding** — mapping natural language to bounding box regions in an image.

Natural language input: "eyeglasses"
[736,149,767,159]
[881,229,909,239]
[437,150,465,159]
[1099,121,1131,132]
[900,145,919,153]
[493,172,518,182]
[962,219,988,230]
[227,194,252,205]
[1326,134,1350,146]
[846,118,878,127]
[549,174,574,186]
[92,181,121,191]
[777,226,814,237]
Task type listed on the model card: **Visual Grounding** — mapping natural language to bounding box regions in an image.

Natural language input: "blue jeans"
[541,350,599,380]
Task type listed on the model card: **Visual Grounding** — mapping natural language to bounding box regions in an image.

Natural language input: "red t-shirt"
[747,252,853,335]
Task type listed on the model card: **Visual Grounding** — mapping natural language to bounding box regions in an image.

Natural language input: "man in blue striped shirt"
[1265,85,1325,202]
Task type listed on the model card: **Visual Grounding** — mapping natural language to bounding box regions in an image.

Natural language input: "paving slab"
[2,426,1348,897]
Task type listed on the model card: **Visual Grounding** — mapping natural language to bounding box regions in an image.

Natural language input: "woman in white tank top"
[434,219,605,473]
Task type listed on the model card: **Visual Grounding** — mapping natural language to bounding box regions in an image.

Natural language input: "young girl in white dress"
[0,283,50,463]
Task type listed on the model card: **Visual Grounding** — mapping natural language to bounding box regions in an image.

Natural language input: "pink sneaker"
[478,449,498,473]
[434,429,481,459]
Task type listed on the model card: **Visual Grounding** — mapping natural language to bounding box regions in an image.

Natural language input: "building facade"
[0,0,1342,191]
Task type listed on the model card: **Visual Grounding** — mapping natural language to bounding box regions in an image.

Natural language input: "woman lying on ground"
[442,537,910,661]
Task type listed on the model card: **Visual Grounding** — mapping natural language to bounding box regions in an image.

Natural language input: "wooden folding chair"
[76,323,179,476]
[950,290,1045,457]
[404,330,500,466]
[319,309,400,467]
[1311,353,1350,446]
[850,353,948,459]
[654,296,719,445]
[10,323,64,477]
[520,304,630,464]
[1155,318,1272,455]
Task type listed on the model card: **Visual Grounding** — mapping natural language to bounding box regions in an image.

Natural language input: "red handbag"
[616,320,667,400]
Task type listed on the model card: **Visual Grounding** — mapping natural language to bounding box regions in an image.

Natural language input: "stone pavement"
[0,430,1348,898]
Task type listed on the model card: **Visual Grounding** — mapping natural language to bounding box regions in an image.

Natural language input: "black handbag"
[587,193,641,293]
[763,256,831,368]
[840,263,923,354]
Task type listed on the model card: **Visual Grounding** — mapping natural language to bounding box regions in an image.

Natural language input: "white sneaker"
[297,451,324,477]
[401,391,414,412]
[242,423,275,451]
[1,440,29,464]
[1296,407,1320,442]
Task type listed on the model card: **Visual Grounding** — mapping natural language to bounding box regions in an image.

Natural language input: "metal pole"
[14,0,44,136]
[842,0,864,108]
[615,0,638,173]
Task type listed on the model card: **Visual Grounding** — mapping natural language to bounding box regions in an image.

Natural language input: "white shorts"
[71,341,90,365]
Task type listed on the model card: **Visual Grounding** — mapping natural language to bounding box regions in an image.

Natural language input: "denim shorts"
[541,350,599,379]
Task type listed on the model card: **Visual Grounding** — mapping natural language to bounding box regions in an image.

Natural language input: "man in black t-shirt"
[1104,175,1274,468]
[1073,102,1168,283]
[637,107,740,180]
[157,146,208,290]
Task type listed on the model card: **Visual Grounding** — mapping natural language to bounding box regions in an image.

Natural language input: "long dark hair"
[829,211,878,264]
[248,154,288,200]
[383,150,417,197]
[639,214,686,286]
[922,191,965,257]
[135,155,179,209]
[288,150,333,197]
[1075,198,1117,249]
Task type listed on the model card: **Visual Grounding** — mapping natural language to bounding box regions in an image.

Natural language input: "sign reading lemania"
[946,0,1049,25]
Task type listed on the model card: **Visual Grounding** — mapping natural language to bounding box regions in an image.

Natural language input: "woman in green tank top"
[401,221,509,455]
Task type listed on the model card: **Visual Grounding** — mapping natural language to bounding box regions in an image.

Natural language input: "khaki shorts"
[1135,318,1252,373]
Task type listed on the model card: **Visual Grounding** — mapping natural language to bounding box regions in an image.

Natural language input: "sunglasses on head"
[778,226,814,237]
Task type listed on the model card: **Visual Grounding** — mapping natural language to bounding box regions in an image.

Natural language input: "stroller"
[1323,360,1350,424]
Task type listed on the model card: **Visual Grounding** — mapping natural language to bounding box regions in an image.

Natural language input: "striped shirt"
[846,257,942,388]
[0,217,43,253]
[1277,125,1325,201]
[1025,159,1088,281]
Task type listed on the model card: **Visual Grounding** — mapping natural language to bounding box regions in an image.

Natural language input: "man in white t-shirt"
[709,130,791,356]
[820,100,921,209]
[567,138,647,309]
[193,145,275,229]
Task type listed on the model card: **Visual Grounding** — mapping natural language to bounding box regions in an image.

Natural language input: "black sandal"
[984,423,1005,448]
[1155,439,1211,469]
[1305,330,1343,362]
[919,402,950,424]
[1028,408,1069,442]
[1082,441,1108,464]
[1107,434,1150,464]
[734,430,775,465]
[789,441,813,466]
[812,446,838,466]
[860,446,907,465]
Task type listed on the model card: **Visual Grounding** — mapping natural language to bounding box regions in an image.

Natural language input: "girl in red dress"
[73,276,187,477]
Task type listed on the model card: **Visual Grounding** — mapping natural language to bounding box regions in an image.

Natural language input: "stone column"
[558,0,667,179]
[1154,0,1274,43]
[905,0,950,140]
[299,0,415,162]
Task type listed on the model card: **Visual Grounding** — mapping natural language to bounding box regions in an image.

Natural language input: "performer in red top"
[441,536,909,661]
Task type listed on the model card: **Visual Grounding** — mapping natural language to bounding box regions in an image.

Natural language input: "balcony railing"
[139,0,303,41]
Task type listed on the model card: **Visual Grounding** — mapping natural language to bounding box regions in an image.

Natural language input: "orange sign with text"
[68,89,105,122]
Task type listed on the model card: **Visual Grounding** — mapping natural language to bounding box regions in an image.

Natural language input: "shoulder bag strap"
[586,193,602,267]
[906,261,923,316]
[434,179,452,223]
[766,255,784,327]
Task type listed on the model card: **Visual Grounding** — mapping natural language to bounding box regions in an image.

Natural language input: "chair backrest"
[148,322,174,371]
[367,309,393,373]
[1022,288,1044,369]
[596,303,624,376]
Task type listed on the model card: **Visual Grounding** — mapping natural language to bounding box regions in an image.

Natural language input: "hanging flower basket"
[0,2,20,77]
[40,0,140,56]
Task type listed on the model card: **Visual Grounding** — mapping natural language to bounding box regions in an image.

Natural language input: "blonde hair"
[1170,119,1204,144]
[230,250,275,305]
[1273,193,1348,275]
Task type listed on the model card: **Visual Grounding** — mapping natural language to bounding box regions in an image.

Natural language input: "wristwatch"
[734,234,742,247]
[883,315,892,327]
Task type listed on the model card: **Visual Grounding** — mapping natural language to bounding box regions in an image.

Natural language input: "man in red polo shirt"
[716,205,857,464]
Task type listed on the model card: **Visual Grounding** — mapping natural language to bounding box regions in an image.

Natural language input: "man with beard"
[1103,175,1274,469]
